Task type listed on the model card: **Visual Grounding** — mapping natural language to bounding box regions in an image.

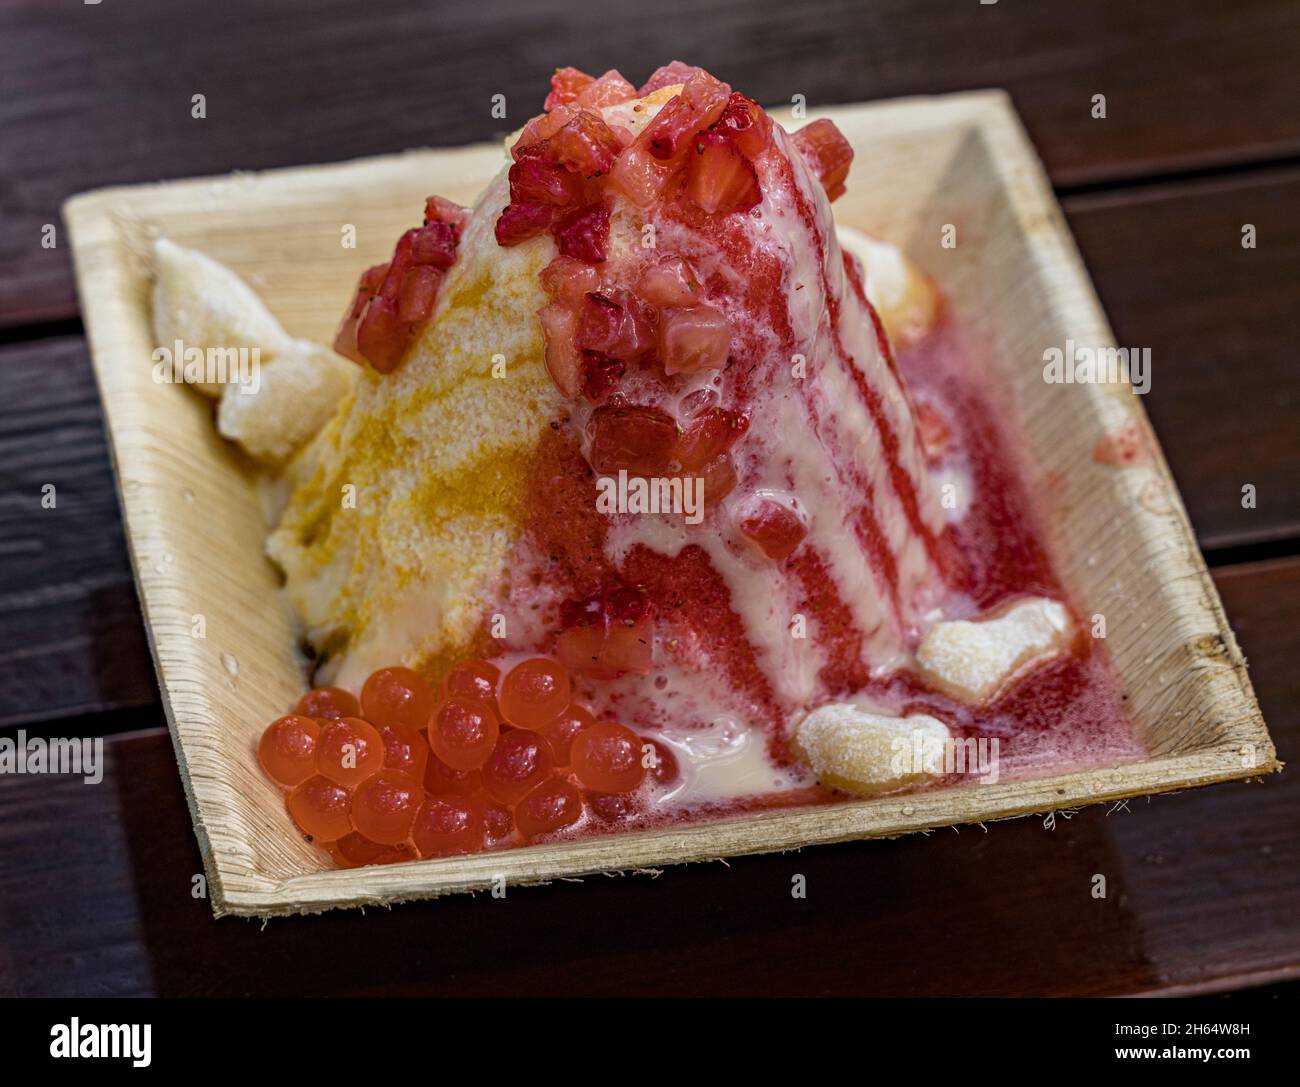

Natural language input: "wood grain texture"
[0,558,1293,997]
[60,92,1274,915]
[4,0,1299,327]
[0,335,157,723]
[1065,168,1300,551]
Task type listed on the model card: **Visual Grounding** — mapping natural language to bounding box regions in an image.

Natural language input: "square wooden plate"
[64,91,1277,917]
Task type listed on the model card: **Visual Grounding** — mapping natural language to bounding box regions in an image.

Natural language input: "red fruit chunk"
[571,723,646,793]
[412,795,484,858]
[424,194,471,231]
[496,201,556,247]
[316,717,384,787]
[589,402,678,475]
[577,290,653,358]
[540,255,601,306]
[511,104,578,161]
[542,702,596,764]
[737,496,808,560]
[581,352,626,403]
[482,730,555,804]
[333,263,387,364]
[509,146,582,208]
[441,658,501,707]
[354,294,412,374]
[410,220,460,268]
[575,69,638,110]
[659,303,731,375]
[545,66,595,111]
[538,302,583,398]
[714,93,772,159]
[638,61,706,95]
[552,201,611,263]
[675,407,749,471]
[556,586,654,679]
[351,771,423,845]
[375,721,429,780]
[429,696,500,771]
[333,833,415,868]
[642,72,731,161]
[397,264,442,324]
[548,111,622,179]
[515,777,583,839]
[790,118,854,202]
[423,752,482,797]
[287,775,352,842]
[637,257,701,308]
[608,144,676,207]
[499,658,571,729]
[687,131,760,214]
[699,455,738,505]
[259,715,320,788]
[294,686,360,721]
[361,666,436,730]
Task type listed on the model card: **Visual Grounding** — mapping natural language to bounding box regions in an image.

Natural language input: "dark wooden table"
[1,0,1297,997]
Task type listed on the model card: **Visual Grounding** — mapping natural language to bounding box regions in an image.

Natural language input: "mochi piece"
[217,340,356,467]
[793,703,951,795]
[917,596,1073,703]
[836,225,941,349]
[152,237,295,396]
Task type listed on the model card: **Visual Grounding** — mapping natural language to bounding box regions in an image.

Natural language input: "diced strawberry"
[581,353,626,403]
[540,255,601,306]
[576,289,653,358]
[556,586,654,679]
[509,146,581,207]
[697,455,738,506]
[686,131,760,214]
[333,262,388,365]
[410,221,458,268]
[608,144,677,207]
[675,407,749,470]
[397,264,442,324]
[636,257,701,308]
[713,93,772,159]
[547,111,623,179]
[638,61,705,96]
[737,496,808,560]
[354,295,411,374]
[537,302,583,398]
[551,201,611,263]
[495,201,555,247]
[659,303,730,375]
[574,69,637,109]
[545,67,596,111]
[589,403,679,475]
[423,194,471,231]
[512,104,578,161]
[789,118,854,202]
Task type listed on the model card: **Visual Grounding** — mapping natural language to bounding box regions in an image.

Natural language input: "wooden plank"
[5,0,1299,326]
[0,558,1294,996]
[1065,168,1300,551]
[0,336,157,725]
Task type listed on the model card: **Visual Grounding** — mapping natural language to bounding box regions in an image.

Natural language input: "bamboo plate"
[64,90,1277,917]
